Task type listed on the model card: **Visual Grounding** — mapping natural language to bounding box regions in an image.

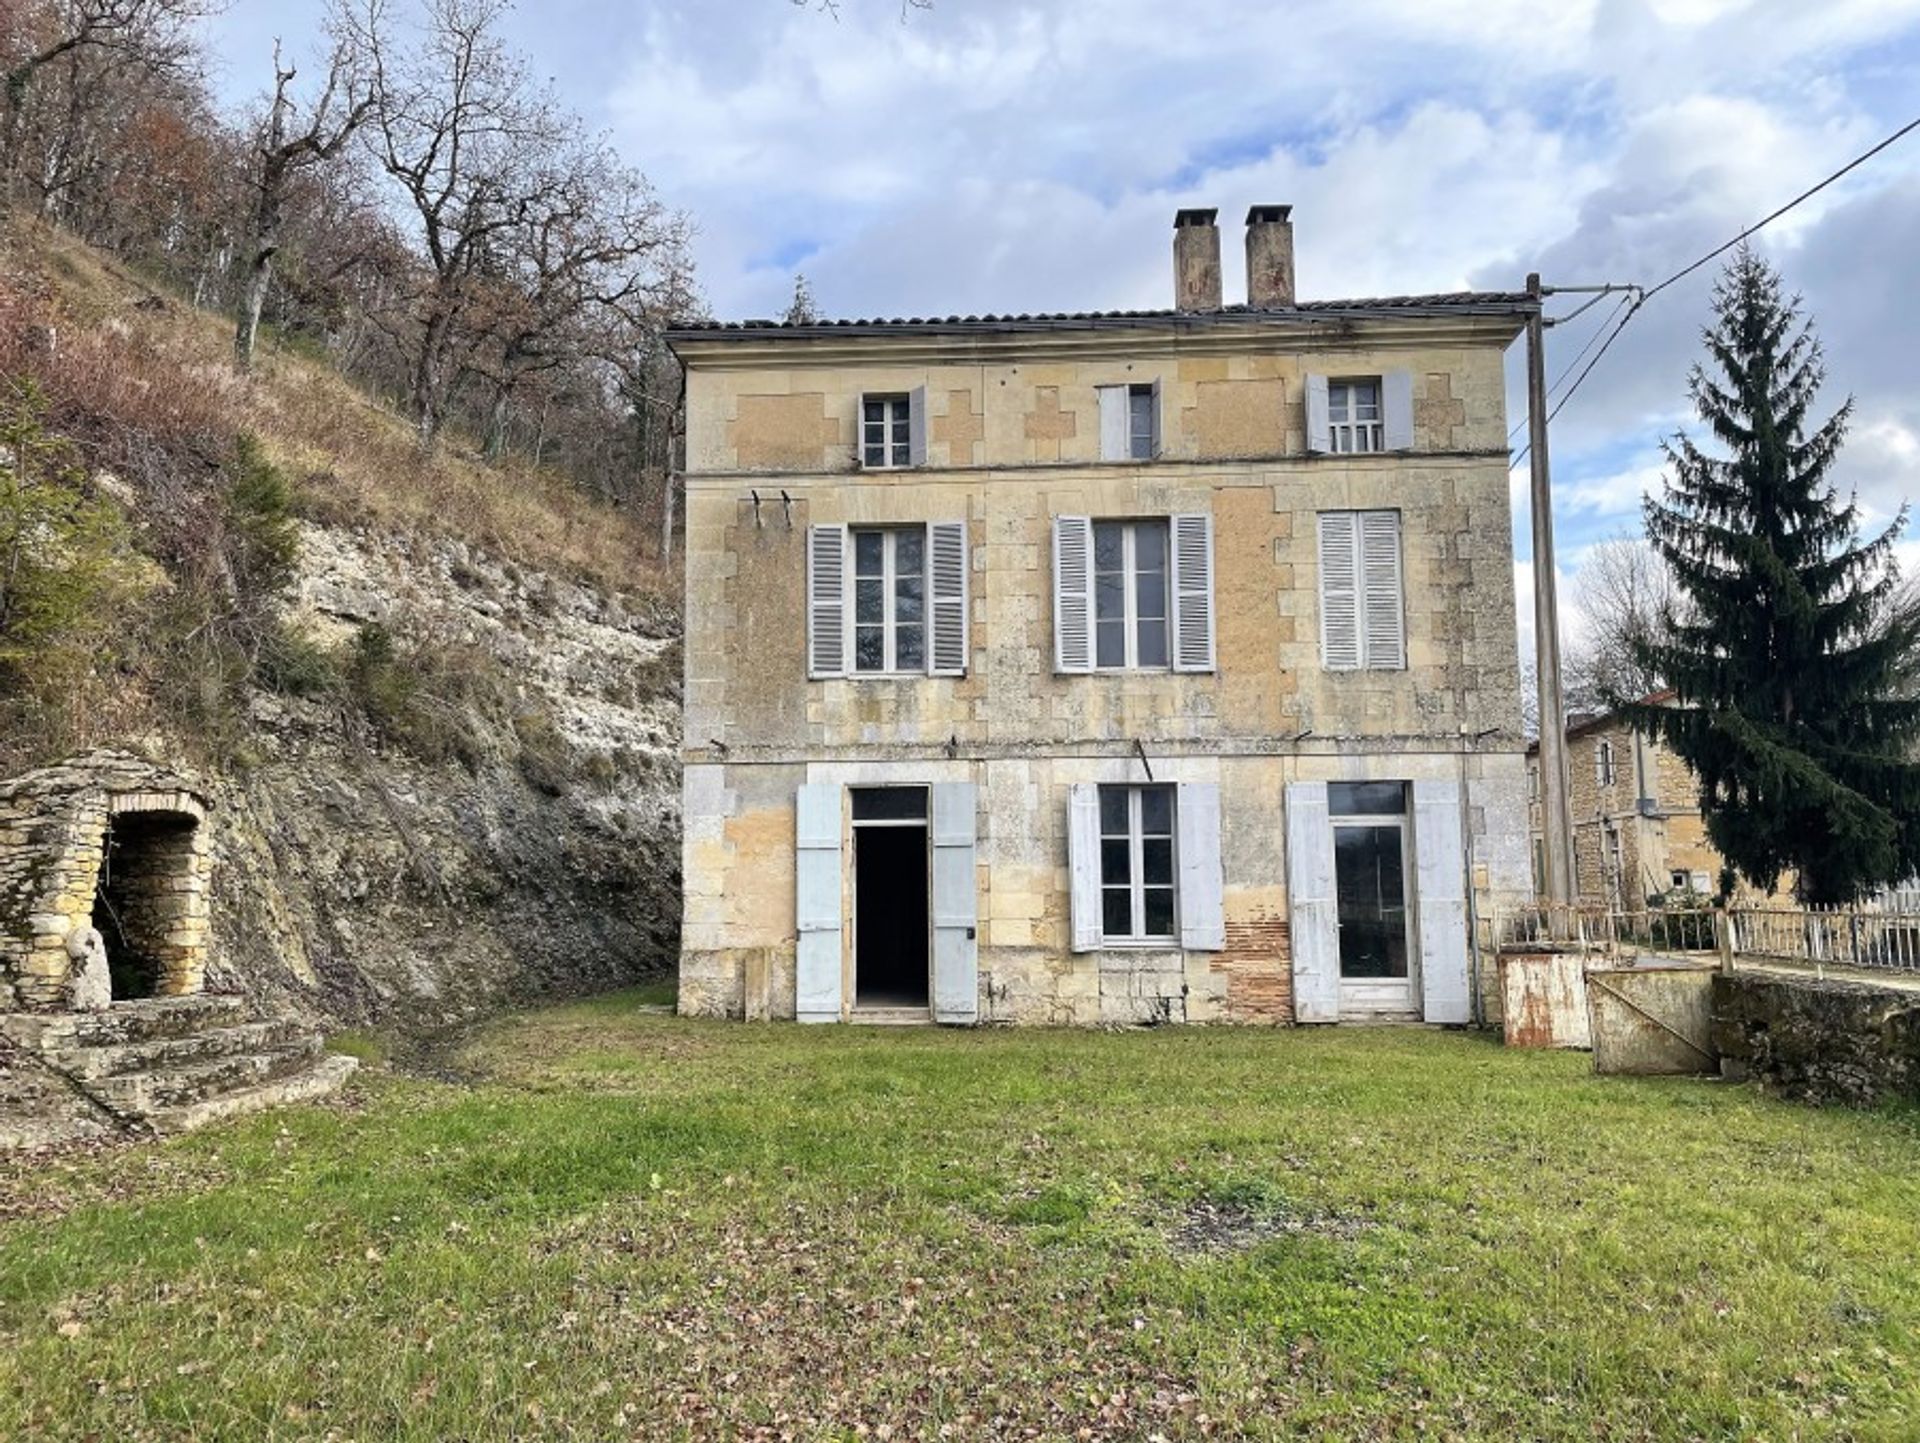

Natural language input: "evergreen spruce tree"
[1626,247,1920,904]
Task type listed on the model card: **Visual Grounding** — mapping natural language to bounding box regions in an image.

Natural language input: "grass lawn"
[4,996,1920,1440]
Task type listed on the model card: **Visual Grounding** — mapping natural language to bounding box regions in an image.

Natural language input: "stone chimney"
[1246,205,1295,308]
[1173,208,1222,312]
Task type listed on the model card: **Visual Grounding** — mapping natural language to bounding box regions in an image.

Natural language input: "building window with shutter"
[809,520,968,679]
[1317,510,1405,671]
[1596,740,1616,786]
[1099,784,1177,942]
[1093,520,1171,669]
[1097,383,1161,461]
[1328,379,1383,453]
[862,394,912,468]
[1055,514,1213,674]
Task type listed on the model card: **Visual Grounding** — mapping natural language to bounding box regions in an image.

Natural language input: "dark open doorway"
[852,788,930,1009]
[93,810,199,1001]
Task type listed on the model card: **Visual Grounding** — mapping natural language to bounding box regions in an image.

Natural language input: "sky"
[202,0,1920,668]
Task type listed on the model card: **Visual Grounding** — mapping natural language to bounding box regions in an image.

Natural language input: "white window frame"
[1099,783,1179,945]
[1093,518,1172,672]
[1596,740,1616,786]
[1328,377,1383,454]
[862,394,912,469]
[1126,384,1157,460]
[851,526,927,675]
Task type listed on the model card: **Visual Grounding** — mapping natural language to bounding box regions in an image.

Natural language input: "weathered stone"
[1712,972,1920,1106]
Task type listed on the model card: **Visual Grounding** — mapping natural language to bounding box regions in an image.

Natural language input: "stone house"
[667,206,1535,1026]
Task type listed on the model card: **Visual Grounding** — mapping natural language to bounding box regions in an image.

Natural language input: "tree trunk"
[234,247,273,372]
[484,384,511,462]
[412,308,452,453]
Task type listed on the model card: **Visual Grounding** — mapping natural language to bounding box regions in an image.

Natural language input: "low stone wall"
[1712,971,1920,1106]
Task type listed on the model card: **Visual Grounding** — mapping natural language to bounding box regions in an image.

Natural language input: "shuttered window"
[1099,784,1177,942]
[1054,513,1212,674]
[859,386,928,469]
[1307,370,1414,455]
[1097,382,1162,461]
[808,521,967,678]
[1318,510,1405,671]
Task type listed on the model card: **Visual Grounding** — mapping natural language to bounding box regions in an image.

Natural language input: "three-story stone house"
[667,207,1534,1026]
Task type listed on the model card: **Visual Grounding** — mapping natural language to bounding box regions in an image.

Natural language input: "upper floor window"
[1306,371,1413,455]
[1596,740,1617,787]
[807,521,968,679]
[1053,514,1215,674]
[1328,378,1383,453]
[1094,520,1170,669]
[862,394,912,468]
[1317,510,1405,671]
[853,528,925,673]
[1097,381,1161,461]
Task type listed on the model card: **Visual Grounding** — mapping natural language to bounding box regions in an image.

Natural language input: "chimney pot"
[1245,204,1296,308]
[1173,208,1222,312]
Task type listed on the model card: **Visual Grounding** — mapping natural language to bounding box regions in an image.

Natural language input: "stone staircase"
[0,995,355,1137]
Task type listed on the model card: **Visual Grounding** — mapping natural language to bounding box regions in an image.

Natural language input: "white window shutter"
[1097,385,1127,461]
[795,783,844,1023]
[1176,782,1225,951]
[1067,782,1102,953]
[928,520,968,677]
[931,782,979,1023]
[1285,782,1338,1022]
[1170,513,1216,673]
[1412,778,1470,1024]
[854,391,870,468]
[1305,373,1332,454]
[1382,369,1415,451]
[1148,377,1163,457]
[1053,515,1095,674]
[908,385,928,467]
[1360,510,1404,670]
[807,524,849,678]
[1317,512,1360,671]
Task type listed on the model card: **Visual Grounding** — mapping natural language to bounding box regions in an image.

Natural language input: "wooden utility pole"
[1527,272,1577,906]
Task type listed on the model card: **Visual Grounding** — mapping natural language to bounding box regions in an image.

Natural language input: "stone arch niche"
[0,754,213,1014]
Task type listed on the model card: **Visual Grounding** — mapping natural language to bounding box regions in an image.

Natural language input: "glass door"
[1328,781,1416,1018]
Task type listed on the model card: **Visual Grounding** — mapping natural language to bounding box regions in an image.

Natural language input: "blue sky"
[203,0,1920,663]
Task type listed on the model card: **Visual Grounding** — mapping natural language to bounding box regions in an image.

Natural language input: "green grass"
[5,994,1920,1440]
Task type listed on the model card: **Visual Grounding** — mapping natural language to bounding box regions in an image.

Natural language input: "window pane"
[1139,786,1173,836]
[1094,521,1125,571]
[895,574,924,623]
[1143,888,1175,938]
[1129,390,1155,458]
[855,578,884,625]
[855,531,884,575]
[1134,523,1166,571]
[1135,569,1166,619]
[1329,384,1351,423]
[852,787,927,821]
[863,442,885,466]
[895,624,923,671]
[1096,620,1127,669]
[1328,781,1407,816]
[1142,838,1173,886]
[1103,888,1133,939]
[864,399,884,425]
[1101,839,1131,885]
[1353,382,1380,419]
[1098,786,1129,834]
[894,529,923,575]
[1136,619,1168,669]
[854,626,884,671]
[1094,574,1125,622]
[891,441,910,467]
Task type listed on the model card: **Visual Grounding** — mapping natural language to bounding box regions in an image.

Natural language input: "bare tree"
[1564,536,1678,712]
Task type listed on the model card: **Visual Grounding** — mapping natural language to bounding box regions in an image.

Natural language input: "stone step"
[47,1019,310,1081]
[143,1054,358,1136]
[88,1034,326,1115]
[0,995,248,1052]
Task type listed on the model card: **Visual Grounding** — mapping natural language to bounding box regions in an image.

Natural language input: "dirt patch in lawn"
[1167,1198,1372,1256]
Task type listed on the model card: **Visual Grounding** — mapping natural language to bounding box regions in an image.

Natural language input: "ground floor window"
[1099,784,1176,941]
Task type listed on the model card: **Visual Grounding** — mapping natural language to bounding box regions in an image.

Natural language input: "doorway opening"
[851,787,930,1011]
[93,810,201,1002]
[1329,781,1417,1019]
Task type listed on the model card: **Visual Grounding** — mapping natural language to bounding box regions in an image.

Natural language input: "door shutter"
[1317,512,1360,670]
[1053,515,1095,674]
[1382,369,1414,451]
[931,782,979,1023]
[1305,373,1332,454]
[1067,782,1102,953]
[908,384,929,467]
[1097,385,1127,461]
[795,783,844,1023]
[1176,782,1225,951]
[1285,781,1338,1022]
[807,524,849,678]
[1360,510,1404,670]
[928,520,969,677]
[1170,513,1216,673]
[1412,778,1470,1024]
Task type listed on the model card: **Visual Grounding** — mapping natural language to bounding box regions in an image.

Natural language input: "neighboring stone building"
[667,206,1535,1026]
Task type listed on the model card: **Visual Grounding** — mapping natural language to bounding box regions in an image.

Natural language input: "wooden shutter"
[1176,782,1225,951]
[928,520,968,677]
[1412,778,1470,1024]
[1170,513,1216,673]
[1305,373,1332,454]
[1360,510,1404,670]
[1285,781,1338,1022]
[1382,369,1414,451]
[931,782,979,1023]
[908,385,928,467]
[1148,377,1163,457]
[795,783,844,1023]
[1067,782,1102,953]
[807,524,848,678]
[1317,512,1360,671]
[1053,515,1095,674]
[1097,385,1127,461]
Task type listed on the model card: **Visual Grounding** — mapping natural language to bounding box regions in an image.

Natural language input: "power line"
[1509,290,1634,446]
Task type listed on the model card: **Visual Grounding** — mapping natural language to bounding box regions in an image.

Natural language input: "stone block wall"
[1713,971,1920,1106]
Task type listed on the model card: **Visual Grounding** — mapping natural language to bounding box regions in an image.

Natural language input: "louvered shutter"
[1360,511,1404,670]
[1176,782,1225,951]
[795,783,844,1023]
[1097,385,1128,461]
[1285,781,1339,1022]
[1317,512,1360,670]
[1170,513,1216,673]
[1382,369,1414,451]
[1053,515,1095,674]
[928,520,968,677]
[1413,779,1470,1024]
[1305,373,1332,454]
[1067,782,1102,953]
[908,384,928,467]
[1148,377,1163,457]
[807,524,848,678]
[931,782,979,1023]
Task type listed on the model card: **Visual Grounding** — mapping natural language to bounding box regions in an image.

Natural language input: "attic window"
[862,394,912,468]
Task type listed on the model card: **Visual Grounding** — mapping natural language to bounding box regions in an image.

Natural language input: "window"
[852,528,926,673]
[1099,784,1177,942]
[1596,740,1616,787]
[1328,378,1382,454]
[1093,520,1170,669]
[1670,869,1691,892]
[862,394,912,468]
[1317,510,1405,670]
[1098,383,1160,461]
